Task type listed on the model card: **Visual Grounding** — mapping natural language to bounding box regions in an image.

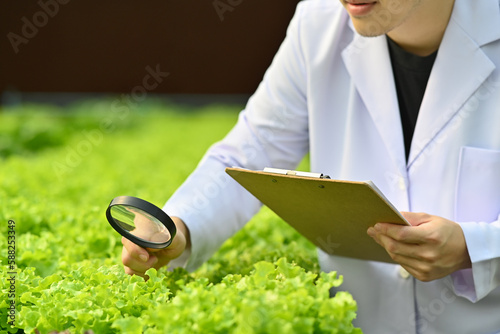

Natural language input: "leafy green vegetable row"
[0,100,361,333]
[1,258,359,334]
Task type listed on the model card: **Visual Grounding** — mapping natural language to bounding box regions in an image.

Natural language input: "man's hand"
[121,216,190,279]
[367,212,472,281]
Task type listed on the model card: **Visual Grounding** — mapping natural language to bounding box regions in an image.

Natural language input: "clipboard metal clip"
[263,167,331,179]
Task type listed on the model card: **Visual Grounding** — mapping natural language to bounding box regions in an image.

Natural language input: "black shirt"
[387,37,438,161]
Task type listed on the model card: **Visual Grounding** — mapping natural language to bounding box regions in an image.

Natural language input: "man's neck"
[387,0,456,56]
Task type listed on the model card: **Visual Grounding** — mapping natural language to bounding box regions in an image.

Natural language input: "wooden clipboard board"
[225,167,409,263]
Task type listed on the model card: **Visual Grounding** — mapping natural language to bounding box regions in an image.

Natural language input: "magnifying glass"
[106,196,176,249]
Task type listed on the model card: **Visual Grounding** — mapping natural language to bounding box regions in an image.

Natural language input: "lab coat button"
[399,266,410,279]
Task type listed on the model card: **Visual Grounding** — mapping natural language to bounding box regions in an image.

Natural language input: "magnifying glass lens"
[106,196,176,249]
[110,205,171,243]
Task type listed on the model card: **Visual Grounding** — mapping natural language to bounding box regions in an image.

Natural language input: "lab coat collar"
[408,0,500,166]
[341,33,407,178]
[342,0,500,172]
[451,0,500,47]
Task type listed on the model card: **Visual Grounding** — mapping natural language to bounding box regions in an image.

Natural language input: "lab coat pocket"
[455,146,500,222]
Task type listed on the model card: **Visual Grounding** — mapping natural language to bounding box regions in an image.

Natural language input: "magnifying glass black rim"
[106,196,176,249]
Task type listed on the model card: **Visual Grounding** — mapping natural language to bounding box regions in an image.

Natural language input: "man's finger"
[121,237,150,262]
[370,231,423,259]
[122,247,158,273]
[373,223,427,243]
[121,237,158,272]
[400,211,432,226]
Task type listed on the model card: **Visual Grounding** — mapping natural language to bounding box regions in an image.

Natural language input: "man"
[122,0,500,332]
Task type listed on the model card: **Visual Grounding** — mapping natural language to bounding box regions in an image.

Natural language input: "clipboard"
[225,167,410,263]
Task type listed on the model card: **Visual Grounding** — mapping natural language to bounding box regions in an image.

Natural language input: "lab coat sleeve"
[164,3,310,272]
[446,215,500,302]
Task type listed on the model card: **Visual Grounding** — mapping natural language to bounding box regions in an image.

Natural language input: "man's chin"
[350,19,389,37]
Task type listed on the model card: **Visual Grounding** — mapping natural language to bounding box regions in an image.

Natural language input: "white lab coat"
[165,0,500,332]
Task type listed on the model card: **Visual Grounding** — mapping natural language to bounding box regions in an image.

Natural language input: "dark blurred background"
[0,0,301,106]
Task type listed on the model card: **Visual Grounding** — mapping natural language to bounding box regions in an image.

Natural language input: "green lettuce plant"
[0,101,361,333]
